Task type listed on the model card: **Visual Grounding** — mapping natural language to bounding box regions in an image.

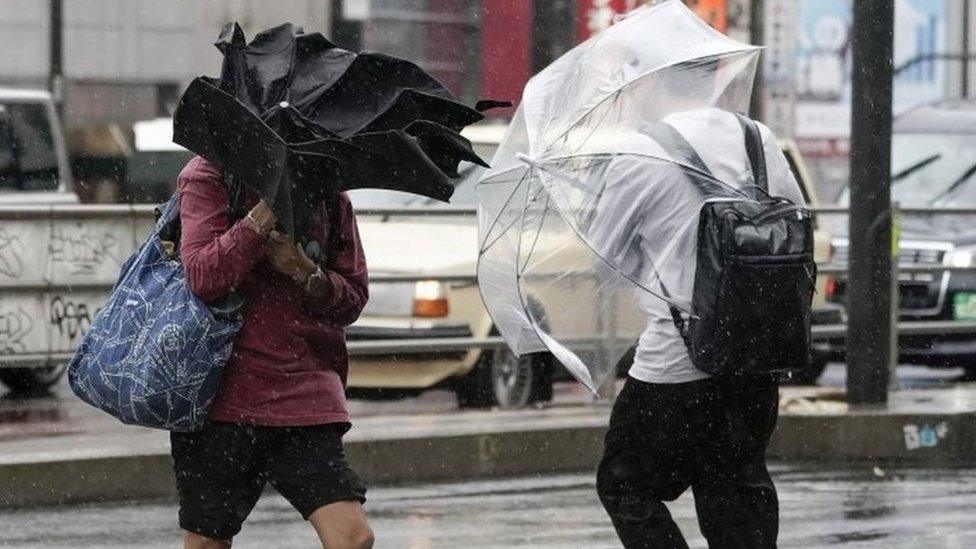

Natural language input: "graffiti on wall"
[0,306,33,354]
[0,227,24,279]
[50,296,94,342]
[48,226,119,276]
[903,422,949,450]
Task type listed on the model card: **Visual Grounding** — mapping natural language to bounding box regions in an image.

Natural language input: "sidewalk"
[3,382,976,508]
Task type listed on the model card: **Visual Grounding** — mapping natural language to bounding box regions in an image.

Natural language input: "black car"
[821,101,976,378]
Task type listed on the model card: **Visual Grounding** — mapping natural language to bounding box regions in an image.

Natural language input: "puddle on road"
[0,393,77,440]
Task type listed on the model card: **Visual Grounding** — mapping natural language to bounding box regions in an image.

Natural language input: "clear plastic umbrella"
[476,0,802,391]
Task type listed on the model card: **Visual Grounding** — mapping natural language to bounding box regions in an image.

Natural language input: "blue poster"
[797,0,852,104]
[794,0,948,140]
[894,0,948,109]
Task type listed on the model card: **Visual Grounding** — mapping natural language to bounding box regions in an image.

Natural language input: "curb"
[2,411,974,508]
[768,411,976,465]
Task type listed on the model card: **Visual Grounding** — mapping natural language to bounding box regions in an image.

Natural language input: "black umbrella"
[173,22,494,240]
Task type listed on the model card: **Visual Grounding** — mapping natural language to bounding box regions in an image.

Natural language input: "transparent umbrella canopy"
[476,0,796,391]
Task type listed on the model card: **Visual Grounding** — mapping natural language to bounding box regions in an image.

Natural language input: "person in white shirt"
[591,107,803,549]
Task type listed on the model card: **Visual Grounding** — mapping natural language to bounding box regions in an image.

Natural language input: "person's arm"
[301,195,369,327]
[583,164,647,283]
[264,194,369,327]
[178,158,273,304]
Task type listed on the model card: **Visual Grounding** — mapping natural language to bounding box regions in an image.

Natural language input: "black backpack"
[651,115,816,377]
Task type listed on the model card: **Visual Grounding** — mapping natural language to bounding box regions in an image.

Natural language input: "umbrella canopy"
[174,22,488,239]
[476,0,803,391]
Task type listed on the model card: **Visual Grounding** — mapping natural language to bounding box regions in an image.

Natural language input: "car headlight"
[945,248,976,268]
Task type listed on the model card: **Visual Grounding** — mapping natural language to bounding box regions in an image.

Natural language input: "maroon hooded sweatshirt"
[177,156,368,426]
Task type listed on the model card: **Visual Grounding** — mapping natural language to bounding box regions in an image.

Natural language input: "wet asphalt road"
[1,363,974,547]
[2,467,976,548]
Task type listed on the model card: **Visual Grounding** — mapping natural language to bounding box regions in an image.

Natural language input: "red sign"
[797,138,850,159]
[685,0,727,32]
[481,0,533,116]
[576,0,727,41]
[577,0,642,40]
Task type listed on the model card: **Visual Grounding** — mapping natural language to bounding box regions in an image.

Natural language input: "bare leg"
[183,530,232,549]
[308,501,374,549]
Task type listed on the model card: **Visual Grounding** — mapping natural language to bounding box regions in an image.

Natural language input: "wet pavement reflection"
[1,468,975,548]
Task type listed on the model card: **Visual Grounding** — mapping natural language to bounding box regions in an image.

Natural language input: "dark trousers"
[597,376,779,549]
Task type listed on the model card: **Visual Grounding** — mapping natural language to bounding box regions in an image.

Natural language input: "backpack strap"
[156,171,249,262]
[640,120,703,344]
[734,113,768,194]
[643,120,743,199]
[659,114,772,354]
[642,120,713,179]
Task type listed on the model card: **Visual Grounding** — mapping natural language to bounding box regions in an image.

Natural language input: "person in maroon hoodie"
[170,156,373,549]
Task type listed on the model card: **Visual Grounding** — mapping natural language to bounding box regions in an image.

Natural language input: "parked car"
[824,101,976,377]
[0,88,75,205]
[348,125,839,405]
[0,87,78,392]
[0,107,835,397]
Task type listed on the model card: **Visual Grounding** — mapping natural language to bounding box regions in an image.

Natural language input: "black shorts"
[170,422,367,540]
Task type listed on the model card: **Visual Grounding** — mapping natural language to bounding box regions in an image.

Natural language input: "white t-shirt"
[586,108,805,384]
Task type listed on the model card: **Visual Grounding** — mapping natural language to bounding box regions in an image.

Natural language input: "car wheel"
[0,363,68,395]
[490,347,537,408]
[781,357,829,385]
[455,350,552,409]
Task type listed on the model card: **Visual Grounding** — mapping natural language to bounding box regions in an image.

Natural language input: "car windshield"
[348,161,485,208]
[0,102,59,192]
[838,132,976,208]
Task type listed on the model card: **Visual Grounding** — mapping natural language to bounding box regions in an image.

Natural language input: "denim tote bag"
[68,194,243,431]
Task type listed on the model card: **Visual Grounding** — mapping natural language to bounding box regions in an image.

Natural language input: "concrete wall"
[0,0,332,83]
[0,0,333,125]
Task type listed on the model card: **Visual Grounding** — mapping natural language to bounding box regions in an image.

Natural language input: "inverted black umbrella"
[173,22,493,240]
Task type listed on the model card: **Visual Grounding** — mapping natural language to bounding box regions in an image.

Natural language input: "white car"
[346,125,839,406]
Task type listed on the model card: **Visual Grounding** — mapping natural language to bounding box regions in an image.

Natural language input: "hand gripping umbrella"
[174,22,491,241]
[476,0,804,391]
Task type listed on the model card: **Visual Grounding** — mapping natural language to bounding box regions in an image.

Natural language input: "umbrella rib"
[478,169,532,255]
[517,189,551,274]
[511,172,554,366]
[536,48,760,152]
[523,150,749,198]
[556,87,619,160]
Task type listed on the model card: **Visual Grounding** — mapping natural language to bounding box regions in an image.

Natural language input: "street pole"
[964,0,971,98]
[847,0,894,406]
[49,0,64,115]
[749,0,765,120]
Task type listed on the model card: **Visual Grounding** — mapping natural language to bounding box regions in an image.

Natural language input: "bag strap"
[734,113,768,194]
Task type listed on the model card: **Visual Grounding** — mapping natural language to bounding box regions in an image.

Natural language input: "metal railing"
[342,203,976,356]
[3,203,976,366]
[9,321,976,367]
